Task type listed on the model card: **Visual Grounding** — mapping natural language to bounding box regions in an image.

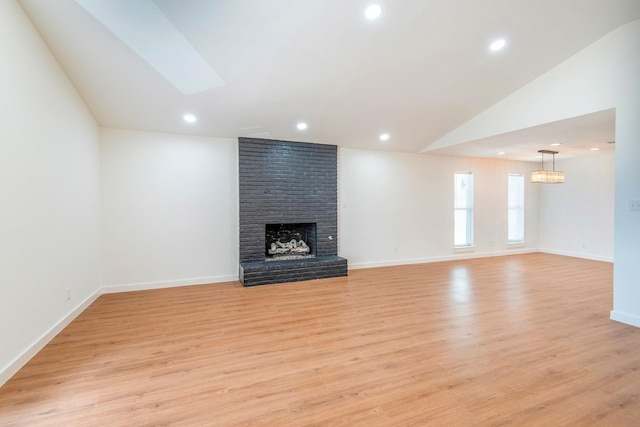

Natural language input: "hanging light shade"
[531,150,564,184]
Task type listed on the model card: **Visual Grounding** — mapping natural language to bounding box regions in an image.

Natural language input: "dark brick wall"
[239,138,339,262]
[238,137,347,286]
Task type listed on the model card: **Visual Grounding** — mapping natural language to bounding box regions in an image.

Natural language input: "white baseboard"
[348,248,538,270]
[101,274,239,294]
[538,248,613,263]
[0,288,102,388]
[610,310,640,328]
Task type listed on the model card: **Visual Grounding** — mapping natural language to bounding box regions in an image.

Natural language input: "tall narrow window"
[454,172,473,247]
[508,174,525,243]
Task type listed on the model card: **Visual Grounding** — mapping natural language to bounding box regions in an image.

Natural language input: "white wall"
[539,151,615,262]
[100,128,238,291]
[428,20,640,327]
[101,137,540,278]
[0,0,101,384]
[339,148,538,268]
[613,92,640,327]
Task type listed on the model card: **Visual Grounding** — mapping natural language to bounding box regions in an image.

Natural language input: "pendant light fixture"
[531,150,564,184]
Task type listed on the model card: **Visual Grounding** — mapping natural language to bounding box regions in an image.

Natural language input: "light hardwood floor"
[1,253,639,425]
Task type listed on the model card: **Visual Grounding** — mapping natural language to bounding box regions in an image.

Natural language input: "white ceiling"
[19,0,640,158]
[426,109,616,162]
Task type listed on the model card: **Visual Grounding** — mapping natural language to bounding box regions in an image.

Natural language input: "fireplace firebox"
[265,223,317,261]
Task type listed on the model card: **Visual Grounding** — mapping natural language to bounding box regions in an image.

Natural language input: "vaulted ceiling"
[20,0,639,159]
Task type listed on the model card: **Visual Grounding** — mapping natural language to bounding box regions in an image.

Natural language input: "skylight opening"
[75,0,225,94]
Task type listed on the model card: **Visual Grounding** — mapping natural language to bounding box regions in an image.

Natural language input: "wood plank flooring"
[1,253,639,425]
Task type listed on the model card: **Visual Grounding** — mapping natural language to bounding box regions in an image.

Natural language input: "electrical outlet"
[394,246,398,254]
[630,200,640,211]
[66,288,71,301]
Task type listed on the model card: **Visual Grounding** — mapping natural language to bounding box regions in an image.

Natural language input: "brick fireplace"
[238,138,348,286]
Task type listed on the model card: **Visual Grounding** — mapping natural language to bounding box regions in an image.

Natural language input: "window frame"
[507,173,525,244]
[454,172,474,247]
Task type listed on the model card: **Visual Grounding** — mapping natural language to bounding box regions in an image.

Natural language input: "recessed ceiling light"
[590,147,600,151]
[550,143,562,146]
[379,133,390,141]
[497,152,505,155]
[183,114,197,123]
[489,39,506,51]
[296,122,308,130]
[365,4,382,20]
